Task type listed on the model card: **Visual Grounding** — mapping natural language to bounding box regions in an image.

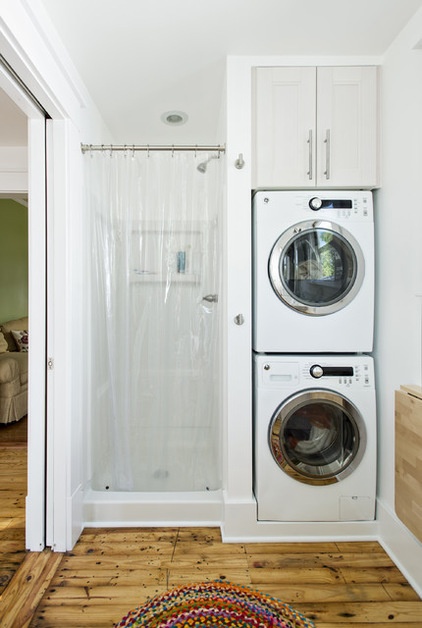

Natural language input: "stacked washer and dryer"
[252,191,376,522]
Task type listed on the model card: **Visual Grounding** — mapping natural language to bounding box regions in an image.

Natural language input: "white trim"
[0,59,44,118]
[0,46,47,552]
[1,0,81,121]
[83,490,223,528]
[227,54,384,69]
[45,119,75,552]
[1,1,109,552]
[377,500,422,598]
[25,116,47,551]
[223,58,254,502]
[221,498,379,542]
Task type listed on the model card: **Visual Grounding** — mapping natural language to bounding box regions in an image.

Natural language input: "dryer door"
[269,390,366,485]
[268,220,364,316]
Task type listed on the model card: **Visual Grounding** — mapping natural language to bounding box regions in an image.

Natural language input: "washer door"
[269,390,366,486]
[268,220,364,316]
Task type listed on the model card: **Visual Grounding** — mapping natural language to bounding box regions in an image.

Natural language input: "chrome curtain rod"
[81,143,225,154]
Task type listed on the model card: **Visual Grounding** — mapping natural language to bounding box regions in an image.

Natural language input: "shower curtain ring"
[109,144,113,157]
[147,145,150,158]
[132,145,135,159]
[172,145,175,157]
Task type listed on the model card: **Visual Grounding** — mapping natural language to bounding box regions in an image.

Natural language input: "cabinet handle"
[324,129,331,179]
[307,129,313,180]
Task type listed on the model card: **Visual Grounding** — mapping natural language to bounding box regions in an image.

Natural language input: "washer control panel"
[304,362,372,387]
[255,355,373,389]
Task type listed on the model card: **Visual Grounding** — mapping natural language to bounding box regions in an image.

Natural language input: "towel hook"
[235,153,245,169]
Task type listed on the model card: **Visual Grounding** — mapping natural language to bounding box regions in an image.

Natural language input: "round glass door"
[268,220,364,316]
[269,390,366,485]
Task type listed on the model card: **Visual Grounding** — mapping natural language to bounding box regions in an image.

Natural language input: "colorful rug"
[115,580,315,627]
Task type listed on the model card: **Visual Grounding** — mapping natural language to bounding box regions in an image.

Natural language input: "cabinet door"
[253,67,316,188]
[316,66,379,188]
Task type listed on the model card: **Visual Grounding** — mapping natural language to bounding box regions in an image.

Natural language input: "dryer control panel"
[300,192,372,220]
[305,362,372,387]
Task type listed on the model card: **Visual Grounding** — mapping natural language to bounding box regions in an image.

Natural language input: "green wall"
[0,199,28,324]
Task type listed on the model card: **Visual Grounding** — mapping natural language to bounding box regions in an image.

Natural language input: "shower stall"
[83,147,225,525]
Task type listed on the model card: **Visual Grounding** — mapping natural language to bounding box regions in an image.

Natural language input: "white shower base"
[83,488,223,527]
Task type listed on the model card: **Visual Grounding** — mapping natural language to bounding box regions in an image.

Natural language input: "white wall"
[0,146,27,194]
[375,7,422,511]
[374,6,422,591]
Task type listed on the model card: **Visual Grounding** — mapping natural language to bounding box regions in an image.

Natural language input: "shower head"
[197,161,208,173]
[197,154,218,173]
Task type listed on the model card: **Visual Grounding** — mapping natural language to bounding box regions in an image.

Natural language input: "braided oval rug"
[115,581,315,627]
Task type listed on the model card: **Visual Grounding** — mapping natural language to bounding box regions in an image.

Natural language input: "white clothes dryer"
[253,353,377,522]
[252,190,374,353]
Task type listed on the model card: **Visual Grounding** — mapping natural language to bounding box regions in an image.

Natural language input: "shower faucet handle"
[202,294,218,303]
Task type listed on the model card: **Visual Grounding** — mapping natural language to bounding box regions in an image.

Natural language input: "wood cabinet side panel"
[395,389,422,543]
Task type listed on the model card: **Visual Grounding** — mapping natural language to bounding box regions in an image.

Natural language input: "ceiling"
[3,0,422,146]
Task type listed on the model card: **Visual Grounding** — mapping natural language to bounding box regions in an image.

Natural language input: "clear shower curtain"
[85,150,223,491]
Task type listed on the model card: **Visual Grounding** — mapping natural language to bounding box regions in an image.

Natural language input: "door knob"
[202,294,218,303]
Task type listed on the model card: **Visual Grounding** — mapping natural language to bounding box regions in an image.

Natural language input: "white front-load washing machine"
[253,353,377,522]
[252,190,374,353]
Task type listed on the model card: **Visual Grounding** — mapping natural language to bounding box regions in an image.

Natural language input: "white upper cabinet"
[252,66,379,189]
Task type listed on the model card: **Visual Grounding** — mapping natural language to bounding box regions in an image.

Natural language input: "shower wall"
[85,150,224,493]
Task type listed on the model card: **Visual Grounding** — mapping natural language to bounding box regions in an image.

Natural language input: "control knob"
[310,364,323,378]
[309,197,323,211]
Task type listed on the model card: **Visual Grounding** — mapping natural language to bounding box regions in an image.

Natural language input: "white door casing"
[1,1,94,551]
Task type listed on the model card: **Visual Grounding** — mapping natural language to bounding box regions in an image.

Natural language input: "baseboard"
[83,489,223,527]
[377,500,422,597]
[221,498,378,542]
[68,482,84,550]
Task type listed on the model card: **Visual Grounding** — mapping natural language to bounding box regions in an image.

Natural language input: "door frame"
[1,3,89,550]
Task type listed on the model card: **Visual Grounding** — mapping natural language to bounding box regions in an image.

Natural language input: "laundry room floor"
[2,523,422,625]
[1,427,421,626]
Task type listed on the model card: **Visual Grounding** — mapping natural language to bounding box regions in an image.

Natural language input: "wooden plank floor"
[0,417,27,597]
[26,528,421,627]
[1,427,421,627]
